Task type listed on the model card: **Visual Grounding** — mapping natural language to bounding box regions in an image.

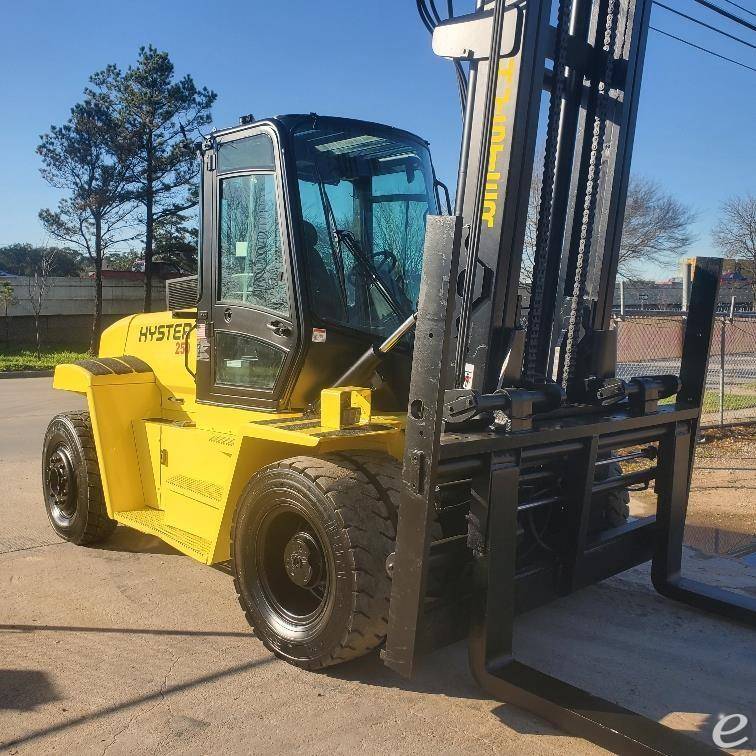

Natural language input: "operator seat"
[301,220,344,321]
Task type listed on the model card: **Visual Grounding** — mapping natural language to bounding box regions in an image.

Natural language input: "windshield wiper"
[335,229,411,320]
[313,171,349,312]
[313,159,410,322]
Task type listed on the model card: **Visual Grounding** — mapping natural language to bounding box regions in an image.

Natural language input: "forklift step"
[114,509,212,562]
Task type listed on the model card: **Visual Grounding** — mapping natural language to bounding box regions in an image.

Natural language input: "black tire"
[231,451,399,670]
[42,411,117,545]
[590,461,630,532]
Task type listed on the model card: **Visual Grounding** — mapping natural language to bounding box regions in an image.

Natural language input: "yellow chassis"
[54,312,405,564]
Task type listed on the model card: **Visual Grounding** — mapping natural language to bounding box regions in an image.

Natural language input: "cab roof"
[213,113,430,149]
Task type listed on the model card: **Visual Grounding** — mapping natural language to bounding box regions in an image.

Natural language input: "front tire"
[42,411,116,545]
[231,452,398,670]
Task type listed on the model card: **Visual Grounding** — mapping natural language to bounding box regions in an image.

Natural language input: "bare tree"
[26,249,56,357]
[619,176,695,277]
[0,280,18,345]
[372,201,427,282]
[712,193,756,297]
[521,171,695,286]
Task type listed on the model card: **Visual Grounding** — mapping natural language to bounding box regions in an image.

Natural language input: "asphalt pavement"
[1,378,754,754]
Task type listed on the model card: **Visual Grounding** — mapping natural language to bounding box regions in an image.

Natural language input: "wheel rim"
[45,444,78,527]
[255,505,333,627]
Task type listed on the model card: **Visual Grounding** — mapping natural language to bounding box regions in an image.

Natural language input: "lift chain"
[562,0,621,390]
[523,0,574,380]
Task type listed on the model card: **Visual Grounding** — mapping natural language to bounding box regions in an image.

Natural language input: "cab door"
[196,126,299,409]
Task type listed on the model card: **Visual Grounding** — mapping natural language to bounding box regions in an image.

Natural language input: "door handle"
[267,320,292,338]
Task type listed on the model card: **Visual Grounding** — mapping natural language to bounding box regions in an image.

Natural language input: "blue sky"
[1,0,754,280]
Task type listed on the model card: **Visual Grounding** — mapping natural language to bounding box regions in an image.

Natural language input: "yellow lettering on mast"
[481,57,517,228]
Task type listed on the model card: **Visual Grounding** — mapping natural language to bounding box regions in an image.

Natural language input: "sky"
[1,0,754,281]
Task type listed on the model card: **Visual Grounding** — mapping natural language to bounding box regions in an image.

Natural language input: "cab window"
[215,331,285,390]
[292,123,436,338]
[218,173,288,316]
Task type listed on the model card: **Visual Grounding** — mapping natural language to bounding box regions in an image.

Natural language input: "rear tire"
[42,411,116,545]
[591,461,630,531]
[231,452,398,670]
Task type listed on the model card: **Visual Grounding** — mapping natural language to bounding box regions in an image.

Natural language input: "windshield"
[292,120,437,337]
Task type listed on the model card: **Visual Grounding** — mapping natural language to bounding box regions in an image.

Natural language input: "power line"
[650,25,756,70]
[720,0,756,18]
[691,0,756,33]
[415,0,468,115]
[654,1,756,49]
[427,0,443,24]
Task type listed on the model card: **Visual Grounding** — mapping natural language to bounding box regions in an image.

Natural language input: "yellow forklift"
[42,0,753,752]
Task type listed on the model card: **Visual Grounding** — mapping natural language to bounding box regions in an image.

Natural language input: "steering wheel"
[372,249,399,274]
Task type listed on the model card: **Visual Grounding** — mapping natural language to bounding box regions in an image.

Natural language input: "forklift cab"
[195,114,440,412]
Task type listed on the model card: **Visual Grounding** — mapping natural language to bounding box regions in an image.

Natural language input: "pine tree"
[94,46,215,311]
[38,92,136,353]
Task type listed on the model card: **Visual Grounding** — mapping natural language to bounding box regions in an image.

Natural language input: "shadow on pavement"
[325,642,559,737]
[96,526,180,556]
[0,657,276,750]
[0,670,59,711]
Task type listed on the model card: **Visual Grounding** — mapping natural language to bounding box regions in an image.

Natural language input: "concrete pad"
[1,378,754,754]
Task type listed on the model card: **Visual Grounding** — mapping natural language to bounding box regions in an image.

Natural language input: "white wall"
[1,276,166,317]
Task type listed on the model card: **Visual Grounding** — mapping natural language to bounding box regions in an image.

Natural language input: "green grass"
[709,393,756,412]
[0,345,89,372]
[661,390,756,412]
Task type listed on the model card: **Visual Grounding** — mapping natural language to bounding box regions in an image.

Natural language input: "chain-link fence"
[614,313,756,427]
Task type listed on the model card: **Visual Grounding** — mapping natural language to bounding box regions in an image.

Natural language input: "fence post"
[682,261,691,311]
[719,317,726,427]
[620,279,625,317]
